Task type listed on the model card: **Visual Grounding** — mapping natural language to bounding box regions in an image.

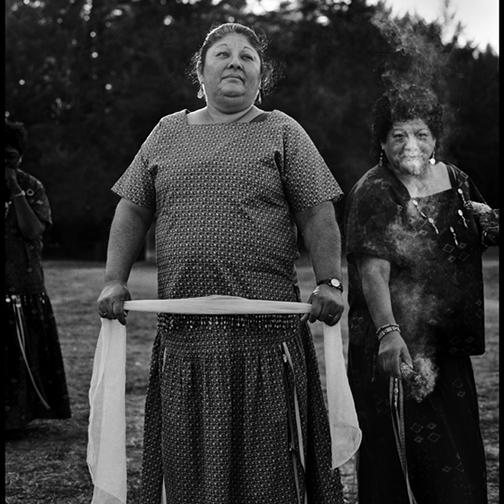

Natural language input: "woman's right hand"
[377,331,413,378]
[97,281,131,325]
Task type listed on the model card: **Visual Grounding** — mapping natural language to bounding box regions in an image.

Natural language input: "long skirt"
[348,342,488,504]
[4,291,71,431]
[140,314,344,504]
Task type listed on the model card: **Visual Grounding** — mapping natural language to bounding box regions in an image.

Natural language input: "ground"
[5,252,499,503]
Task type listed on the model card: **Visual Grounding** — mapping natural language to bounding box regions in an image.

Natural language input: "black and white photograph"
[5,1,499,503]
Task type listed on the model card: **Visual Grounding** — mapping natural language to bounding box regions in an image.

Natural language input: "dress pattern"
[344,162,489,504]
[4,170,71,431]
[113,110,344,503]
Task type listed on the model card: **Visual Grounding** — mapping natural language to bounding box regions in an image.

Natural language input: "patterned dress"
[113,110,345,504]
[4,170,71,431]
[344,163,489,504]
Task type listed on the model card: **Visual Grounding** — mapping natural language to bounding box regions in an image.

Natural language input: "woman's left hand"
[303,284,344,326]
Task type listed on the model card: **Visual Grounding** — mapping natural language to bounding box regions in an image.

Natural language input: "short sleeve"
[344,171,405,265]
[24,175,52,226]
[112,121,162,208]
[280,117,343,212]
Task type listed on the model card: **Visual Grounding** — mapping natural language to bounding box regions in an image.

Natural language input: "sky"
[248,0,499,54]
[367,0,499,53]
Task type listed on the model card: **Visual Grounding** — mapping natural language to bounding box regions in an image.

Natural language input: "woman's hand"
[5,167,21,193]
[303,284,344,326]
[377,331,413,378]
[97,281,131,325]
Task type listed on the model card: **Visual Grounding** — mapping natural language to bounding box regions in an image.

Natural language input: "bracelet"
[11,190,26,198]
[376,323,400,342]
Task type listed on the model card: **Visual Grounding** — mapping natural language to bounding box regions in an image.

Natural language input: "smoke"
[400,357,438,402]
[370,9,449,100]
[384,217,443,396]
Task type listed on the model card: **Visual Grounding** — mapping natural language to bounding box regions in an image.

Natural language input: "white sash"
[87,296,361,504]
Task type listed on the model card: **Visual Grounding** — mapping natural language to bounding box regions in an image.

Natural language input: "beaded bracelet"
[376,323,401,342]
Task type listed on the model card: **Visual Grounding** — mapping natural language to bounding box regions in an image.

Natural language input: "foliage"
[5,0,499,259]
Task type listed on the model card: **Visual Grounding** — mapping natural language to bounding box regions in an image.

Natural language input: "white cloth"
[323,323,362,468]
[87,296,361,504]
[87,319,127,504]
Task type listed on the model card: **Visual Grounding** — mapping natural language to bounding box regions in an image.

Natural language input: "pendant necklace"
[411,188,469,248]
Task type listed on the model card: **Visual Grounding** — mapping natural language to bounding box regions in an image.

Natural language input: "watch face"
[330,279,341,288]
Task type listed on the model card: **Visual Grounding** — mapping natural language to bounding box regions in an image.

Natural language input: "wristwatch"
[316,278,343,292]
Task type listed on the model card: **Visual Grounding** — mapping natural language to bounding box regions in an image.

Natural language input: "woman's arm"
[295,200,344,325]
[358,255,412,377]
[6,167,45,240]
[97,198,154,324]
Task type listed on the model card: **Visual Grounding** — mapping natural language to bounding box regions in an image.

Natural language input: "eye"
[417,131,429,139]
[392,133,405,140]
[216,51,229,57]
[242,54,254,60]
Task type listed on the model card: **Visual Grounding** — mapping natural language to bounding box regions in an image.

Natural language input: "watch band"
[316,278,343,292]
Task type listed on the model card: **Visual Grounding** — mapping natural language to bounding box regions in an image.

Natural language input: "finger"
[329,306,344,324]
[391,356,402,378]
[300,313,309,323]
[309,302,322,323]
[400,346,413,368]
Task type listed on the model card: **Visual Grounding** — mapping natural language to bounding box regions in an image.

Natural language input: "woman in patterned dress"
[344,85,498,504]
[4,120,71,436]
[97,23,346,504]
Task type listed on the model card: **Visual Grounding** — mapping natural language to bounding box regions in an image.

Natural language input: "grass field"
[5,253,499,503]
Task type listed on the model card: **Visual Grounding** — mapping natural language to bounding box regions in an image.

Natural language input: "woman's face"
[199,33,262,111]
[5,146,21,170]
[381,119,436,176]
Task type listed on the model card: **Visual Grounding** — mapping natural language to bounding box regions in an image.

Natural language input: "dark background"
[5,0,499,259]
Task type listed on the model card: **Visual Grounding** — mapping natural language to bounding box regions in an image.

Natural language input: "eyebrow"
[212,42,256,53]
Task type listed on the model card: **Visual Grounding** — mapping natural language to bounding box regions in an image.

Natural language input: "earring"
[379,150,384,167]
[429,149,436,165]
[256,89,262,105]
[197,84,205,100]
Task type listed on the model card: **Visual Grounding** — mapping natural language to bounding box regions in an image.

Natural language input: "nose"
[227,53,243,69]
[404,134,420,152]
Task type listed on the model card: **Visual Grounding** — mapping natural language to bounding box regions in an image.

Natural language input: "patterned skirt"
[140,314,344,504]
[348,342,488,504]
[4,291,71,431]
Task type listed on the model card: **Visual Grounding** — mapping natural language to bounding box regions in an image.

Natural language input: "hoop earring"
[197,85,205,100]
[429,149,436,165]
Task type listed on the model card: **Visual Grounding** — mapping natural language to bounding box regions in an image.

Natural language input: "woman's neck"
[187,103,263,125]
[394,162,451,198]
[205,103,256,123]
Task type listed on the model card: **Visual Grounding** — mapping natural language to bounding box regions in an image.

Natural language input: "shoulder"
[154,110,187,133]
[350,166,397,197]
[140,110,186,149]
[443,161,469,184]
[269,110,305,131]
[17,170,44,190]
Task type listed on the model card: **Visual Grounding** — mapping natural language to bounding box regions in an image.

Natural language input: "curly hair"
[5,119,28,155]
[371,85,443,159]
[189,22,275,96]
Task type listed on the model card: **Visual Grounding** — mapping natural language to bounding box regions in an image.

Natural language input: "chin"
[397,159,428,176]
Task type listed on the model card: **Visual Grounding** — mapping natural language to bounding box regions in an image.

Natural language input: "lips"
[222,74,244,82]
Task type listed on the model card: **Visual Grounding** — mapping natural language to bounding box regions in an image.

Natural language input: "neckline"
[381,162,462,201]
[183,109,274,126]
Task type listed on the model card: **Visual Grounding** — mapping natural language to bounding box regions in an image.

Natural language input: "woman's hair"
[371,85,443,158]
[5,120,28,155]
[189,22,274,95]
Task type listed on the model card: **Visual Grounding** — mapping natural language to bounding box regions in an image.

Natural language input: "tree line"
[5,0,499,259]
